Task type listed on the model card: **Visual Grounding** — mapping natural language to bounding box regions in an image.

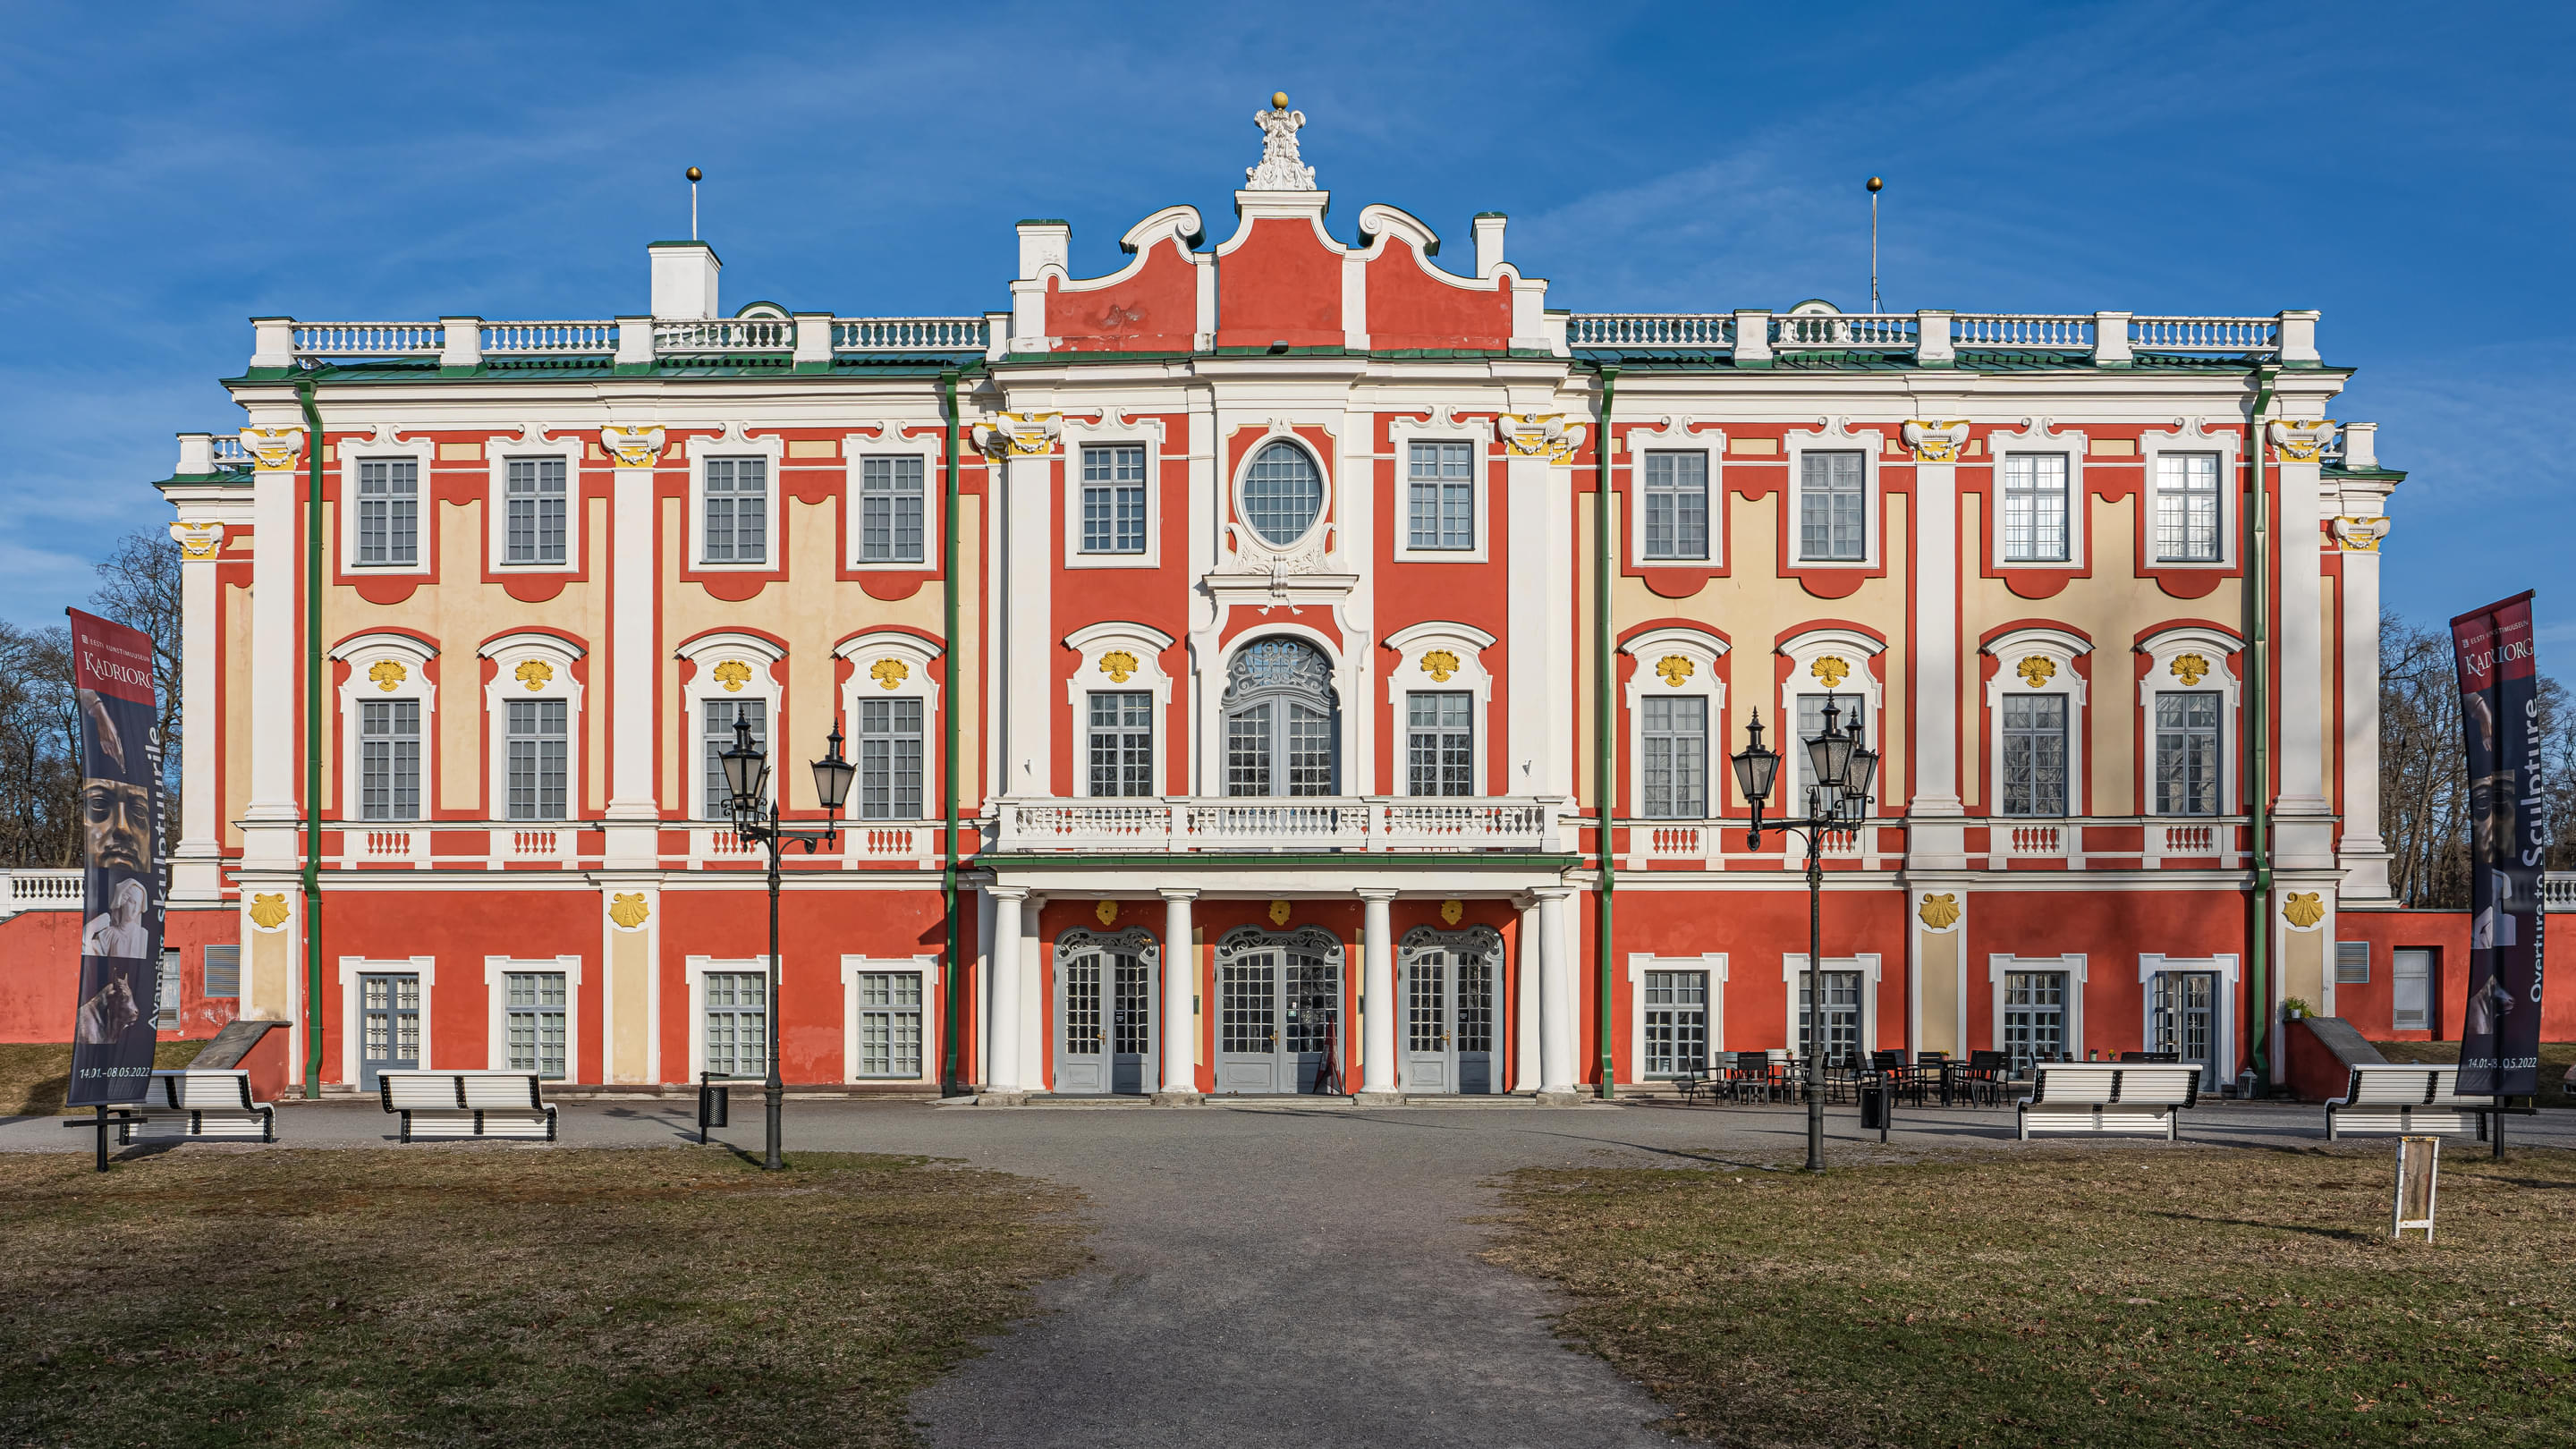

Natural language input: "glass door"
[358,971,419,1089]
[2148,970,2217,1086]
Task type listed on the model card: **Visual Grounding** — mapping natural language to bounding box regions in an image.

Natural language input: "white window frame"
[1622,417,1724,567]
[2136,953,2240,1089]
[329,632,438,826]
[687,425,786,570]
[483,954,583,1078]
[1980,627,2090,819]
[839,423,945,571]
[1985,419,2089,571]
[485,424,584,572]
[2390,947,2434,1030]
[835,631,943,821]
[677,631,784,819]
[479,632,586,823]
[1627,953,1725,1082]
[1990,952,2088,1064]
[339,427,437,574]
[1382,622,1496,797]
[1063,623,1175,800]
[685,956,771,1081]
[2139,418,2243,570]
[1061,414,1163,569]
[1385,413,1492,564]
[1229,431,1334,555]
[1783,419,1886,568]
[1200,623,1358,799]
[1783,953,1880,1061]
[842,954,939,1083]
[1619,626,1729,823]
[2137,625,2242,820]
[338,953,435,1085]
[1773,629,1886,823]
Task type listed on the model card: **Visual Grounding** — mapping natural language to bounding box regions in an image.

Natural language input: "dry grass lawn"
[1495,1145,2576,1448]
[0,1148,1085,1448]
[1,1039,208,1115]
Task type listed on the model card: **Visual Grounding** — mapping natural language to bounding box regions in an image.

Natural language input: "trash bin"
[1859,1078,1891,1137]
[698,1072,731,1141]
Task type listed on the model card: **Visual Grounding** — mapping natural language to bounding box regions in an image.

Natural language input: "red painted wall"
[0,905,240,1044]
[1215,219,1343,349]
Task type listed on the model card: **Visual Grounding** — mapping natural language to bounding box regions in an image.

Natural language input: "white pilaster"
[1358,889,1398,1099]
[603,428,665,869]
[1902,420,1969,870]
[169,522,225,902]
[1158,889,1199,1096]
[2335,516,2393,898]
[1537,886,1576,1097]
[1505,447,1575,795]
[1001,442,1055,798]
[241,430,305,866]
[2270,422,2335,869]
[984,886,1027,1096]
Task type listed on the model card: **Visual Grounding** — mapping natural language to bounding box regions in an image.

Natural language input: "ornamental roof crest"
[1246,92,1316,191]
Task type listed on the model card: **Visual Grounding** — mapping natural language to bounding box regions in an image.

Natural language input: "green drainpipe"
[293,374,326,1097]
[939,368,963,1096]
[1593,366,1620,1097]
[2246,365,2276,1090]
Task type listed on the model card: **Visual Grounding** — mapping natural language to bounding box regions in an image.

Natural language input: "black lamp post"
[1730,694,1880,1174]
[720,714,855,1171]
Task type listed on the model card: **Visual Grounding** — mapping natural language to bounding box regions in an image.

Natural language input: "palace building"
[135,100,2424,1099]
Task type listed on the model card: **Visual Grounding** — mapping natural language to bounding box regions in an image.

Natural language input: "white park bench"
[378,1070,559,1142]
[2016,1063,2201,1140]
[110,1069,275,1143]
[2325,1063,2489,1140]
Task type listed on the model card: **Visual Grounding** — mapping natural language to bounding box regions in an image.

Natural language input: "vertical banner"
[66,608,165,1107]
[2449,592,2546,1097]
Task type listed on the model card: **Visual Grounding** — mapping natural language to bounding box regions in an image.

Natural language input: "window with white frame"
[2000,970,2068,1069]
[1640,696,1707,818]
[1407,442,1475,551]
[504,970,567,1078]
[355,458,419,566]
[704,971,767,1077]
[505,699,568,821]
[1796,970,1863,1065]
[1405,691,1473,796]
[1242,441,1324,546]
[2153,691,2221,817]
[2000,694,2068,817]
[202,945,239,999]
[2001,453,2071,563]
[701,698,766,818]
[1642,451,1709,561]
[858,698,923,819]
[859,456,926,564]
[156,948,180,1030]
[1640,970,1707,1078]
[1087,691,1154,797]
[2154,453,2222,563]
[855,970,924,1077]
[503,457,567,565]
[702,456,768,564]
[1080,445,1147,555]
[360,699,421,820]
[1798,452,1866,562]
[1791,692,1874,808]
[2391,948,2432,1030]
[2335,941,2370,985]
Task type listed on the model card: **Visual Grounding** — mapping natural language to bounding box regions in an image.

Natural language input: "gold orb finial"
[1866,176,1883,192]
[686,165,702,182]
[1272,91,1290,110]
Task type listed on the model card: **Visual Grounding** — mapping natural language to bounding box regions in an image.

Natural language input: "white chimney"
[649,242,721,319]
[1472,213,1506,278]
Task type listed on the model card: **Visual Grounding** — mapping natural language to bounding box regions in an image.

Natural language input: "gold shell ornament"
[1918,893,1961,930]
[609,894,651,929]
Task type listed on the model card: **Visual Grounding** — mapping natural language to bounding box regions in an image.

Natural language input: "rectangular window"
[1087,691,1155,798]
[1640,695,1707,818]
[1797,970,1863,1065]
[701,698,767,818]
[702,457,768,564]
[504,970,568,1079]
[1079,445,1147,555]
[704,971,767,1078]
[859,698,924,819]
[201,945,240,999]
[1642,451,1710,561]
[1641,970,1708,1078]
[2335,940,2371,985]
[355,459,419,566]
[2391,948,2433,1030]
[2155,453,2221,563]
[856,970,925,1078]
[2001,453,2070,563]
[1790,693,1867,812]
[860,455,926,563]
[2154,691,2220,817]
[2000,694,2068,817]
[504,457,567,564]
[1798,451,1865,561]
[156,948,181,1030]
[1406,442,1476,551]
[359,699,421,821]
[2000,970,2068,1071]
[505,698,569,821]
[1405,691,1474,796]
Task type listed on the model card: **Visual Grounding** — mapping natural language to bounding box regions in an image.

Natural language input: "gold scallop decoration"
[2016,656,2056,688]
[1917,893,1961,930]
[1095,900,1119,926]
[2284,892,2325,928]
[870,657,909,691]
[1440,899,1464,926]
[1656,655,1694,688]
[249,893,291,930]
[711,660,753,692]
[1811,656,1850,688]
[1099,650,1139,684]
[609,893,651,929]
[515,659,553,691]
[368,659,407,693]
[1420,649,1461,683]
[1268,899,1292,927]
[2170,652,2209,686]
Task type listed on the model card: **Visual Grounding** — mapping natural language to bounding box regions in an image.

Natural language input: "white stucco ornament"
[1247,92,1316,191]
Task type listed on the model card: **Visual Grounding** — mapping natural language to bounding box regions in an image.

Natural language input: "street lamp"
[1731,695,1879,1174]
[721,714,855,1171]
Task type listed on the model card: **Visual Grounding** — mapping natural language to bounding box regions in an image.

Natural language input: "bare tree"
[2379,610,2576,908]
[0,622,80,867]
[88,528,184,841]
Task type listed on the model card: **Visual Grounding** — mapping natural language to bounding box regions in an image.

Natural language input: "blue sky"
[4,0,2568,649]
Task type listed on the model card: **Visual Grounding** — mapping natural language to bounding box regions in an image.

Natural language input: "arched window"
[1224,638,1338,796]
[1241,441,1323,546]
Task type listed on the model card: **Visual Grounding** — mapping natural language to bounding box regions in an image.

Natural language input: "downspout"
[2246,364,2276,1090]
[939,367,964,1096]
[1593,366,1620,1097]
[293,373,325,1097]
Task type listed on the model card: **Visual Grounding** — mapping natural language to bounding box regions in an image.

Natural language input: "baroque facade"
[149,102,2408,1098]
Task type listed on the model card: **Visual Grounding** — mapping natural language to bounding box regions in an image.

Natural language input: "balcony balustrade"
[996,797,1565,854]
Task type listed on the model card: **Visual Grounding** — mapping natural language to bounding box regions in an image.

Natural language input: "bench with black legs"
[107,1069,276,1143]
[2324,1063,2491,1140]
[378,1070,558,1141]
[2016,1063,2201,1140]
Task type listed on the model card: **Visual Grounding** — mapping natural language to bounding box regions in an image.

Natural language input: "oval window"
[1241,441,1323,546]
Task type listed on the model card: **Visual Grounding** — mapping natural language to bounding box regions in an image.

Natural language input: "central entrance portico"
[1214,926,1343,1093]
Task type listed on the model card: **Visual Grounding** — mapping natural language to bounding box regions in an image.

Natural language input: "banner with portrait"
[66,608,164,1107]
[2448,591,2546,1097]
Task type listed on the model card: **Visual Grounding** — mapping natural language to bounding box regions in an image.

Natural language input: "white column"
[169,523,224,902]
[1001,442,1055,800]
[603,429,665,868]
[984,886,1026,1094]
[1514,895,1543,1091]
[1505,448,1575,796]
[1904,424,1967,870]
[1020,894,1047,1090]
[1158,889,1198,1095]
[1359,889,1398,1098]
[2272,432,2334,869]
[1537,886,1576,1096]
[2335,519,2392,898]
[241,435,304,863]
